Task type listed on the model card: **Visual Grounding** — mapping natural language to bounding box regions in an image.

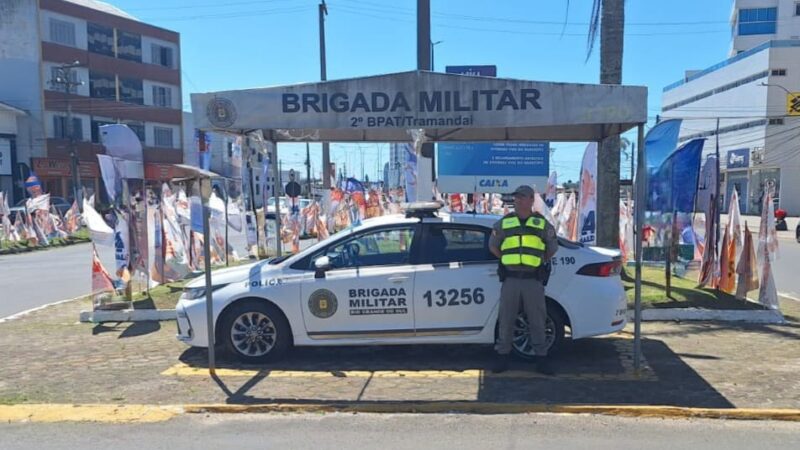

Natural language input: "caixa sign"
[478,179,510,188]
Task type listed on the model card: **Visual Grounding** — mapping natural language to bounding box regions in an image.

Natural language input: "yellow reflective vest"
[499,214,547,270]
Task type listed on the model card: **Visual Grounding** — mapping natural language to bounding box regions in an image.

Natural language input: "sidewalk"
[1,297,799,410]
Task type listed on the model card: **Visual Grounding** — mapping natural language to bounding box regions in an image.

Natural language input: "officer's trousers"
[494,276,548,356]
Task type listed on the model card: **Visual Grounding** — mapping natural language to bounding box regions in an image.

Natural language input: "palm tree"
[585,0,625,248]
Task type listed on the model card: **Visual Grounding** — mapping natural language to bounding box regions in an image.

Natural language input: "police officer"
[489,185,559,374]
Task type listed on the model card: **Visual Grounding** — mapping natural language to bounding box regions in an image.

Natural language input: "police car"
[176,203,628,363]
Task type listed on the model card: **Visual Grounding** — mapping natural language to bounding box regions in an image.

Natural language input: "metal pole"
[306,142,312,197]
[270,142,283,257]
[319,1,331,189]
[200,177,216,376]
[634,123,645,371]
[715,118,721,299]
[245,138,260,256]
[223,181,229,267]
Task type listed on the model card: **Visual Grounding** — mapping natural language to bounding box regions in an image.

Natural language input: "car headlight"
[182,284,227,300]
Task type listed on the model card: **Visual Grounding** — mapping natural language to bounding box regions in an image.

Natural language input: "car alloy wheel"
[230,311,277,357]
[511,308,565,359]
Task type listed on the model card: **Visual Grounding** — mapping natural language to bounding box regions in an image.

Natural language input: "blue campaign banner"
[437,142,549,176]
[445,65,497,77]
[647,139,704,213]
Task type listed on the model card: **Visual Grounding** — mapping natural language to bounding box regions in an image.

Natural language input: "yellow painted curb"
[183,403,800,422]
[0,404,182,423]
[161,363,655,382]
[1,403,799,423]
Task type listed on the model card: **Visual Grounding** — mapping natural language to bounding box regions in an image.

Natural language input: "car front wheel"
[220,301,291,364]
[511,307,566,360]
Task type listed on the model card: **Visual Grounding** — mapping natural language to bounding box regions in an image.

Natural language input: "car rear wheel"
[220,301,291,364]
[511,307,565,360]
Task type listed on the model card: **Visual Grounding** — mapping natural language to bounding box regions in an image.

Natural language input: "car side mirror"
[314,256,331,278]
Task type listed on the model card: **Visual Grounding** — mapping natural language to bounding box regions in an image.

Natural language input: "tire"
[219,300,291,364]
[510,305,566,361]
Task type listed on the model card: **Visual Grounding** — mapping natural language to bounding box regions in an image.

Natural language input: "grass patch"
[0,393,29,405]
[0,228,91,255]
[623,265,765,310]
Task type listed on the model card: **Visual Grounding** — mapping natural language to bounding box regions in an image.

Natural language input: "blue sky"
[114,0,735,183]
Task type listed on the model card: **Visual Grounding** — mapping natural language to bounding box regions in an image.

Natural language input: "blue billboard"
[726,148,750,169]
[436,142,549,193]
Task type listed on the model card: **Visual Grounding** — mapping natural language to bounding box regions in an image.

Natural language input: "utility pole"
[417,0,435,195]
[305,142,312,197]
[50,61,84,206]
[319,0,331,189]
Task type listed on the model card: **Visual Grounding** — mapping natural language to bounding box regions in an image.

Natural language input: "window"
[91,119,115,143]
[53,116,83,140]
[154,127,174,147]
[796,2,800,16]
[424,226,496,264]
[49,18,76,46]
[119,77,143,105]
[257,153,263,162]
[325,227,417,269]
[125,122,145,143]
[738,8,777,35]
[769,118,784,125]
[87,22,115,57]
[771,69,787,76]
[151,85,172,108]
[49,67,79,93]
[150,43,174,68]
[89,72,116,101]
[116,31,142,62]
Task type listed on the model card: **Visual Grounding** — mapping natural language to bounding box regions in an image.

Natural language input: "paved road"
[0,243,113,318]
[3,413,800,450]
[0,231,315,318]
[774,236,800,300]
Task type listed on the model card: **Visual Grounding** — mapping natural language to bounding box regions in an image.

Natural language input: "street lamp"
[430,40,443,72]
[49,60,84,206]
[760,82,800,115]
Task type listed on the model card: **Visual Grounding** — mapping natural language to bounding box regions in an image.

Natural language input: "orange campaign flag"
[735,224,759,299]
[717,227,736,293]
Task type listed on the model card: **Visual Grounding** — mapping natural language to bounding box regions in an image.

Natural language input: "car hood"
[184,260,285,288]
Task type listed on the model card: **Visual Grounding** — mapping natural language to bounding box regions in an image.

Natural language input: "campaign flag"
[91,244,116,309]
[558,192,576,239]
[403,143,417,202]
[26,193,50,212]
[114,210,130,282]
[758,192,779,309]
[533,192,556,227]
[577,143,597,244]
[449,193,464,212]
[648,139,704,213]
[717,226,735,293]
[697,193,718,288]
[97,155,121,201]
[735,224,759,300]
[63,200,79,234]
[545,171,557,207]
[100,124,143,162]
[82,199,114,246]
[728,189,743,246]
[25,172,43,197]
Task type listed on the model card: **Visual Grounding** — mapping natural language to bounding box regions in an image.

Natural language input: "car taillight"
[577,260,622,277]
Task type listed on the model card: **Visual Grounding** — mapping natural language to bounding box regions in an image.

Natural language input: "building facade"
[730,0,800,55]
[661,1,800,215]
[0,0,182,204]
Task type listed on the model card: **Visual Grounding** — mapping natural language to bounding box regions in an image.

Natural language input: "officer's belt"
[504,271,540,279]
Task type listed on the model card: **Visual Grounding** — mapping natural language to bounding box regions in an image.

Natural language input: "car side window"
[324,227,417,269]
[425,226,497,264]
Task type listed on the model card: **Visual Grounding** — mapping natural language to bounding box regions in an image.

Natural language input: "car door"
[412,224,501,335]
[300,224,420,339]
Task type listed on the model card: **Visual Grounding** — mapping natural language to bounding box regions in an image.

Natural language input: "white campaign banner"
[576,143,597,245]
[82,199,114,246]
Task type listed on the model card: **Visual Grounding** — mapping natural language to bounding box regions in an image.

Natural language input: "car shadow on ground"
[177,335,734,408]
[91,321,162,338]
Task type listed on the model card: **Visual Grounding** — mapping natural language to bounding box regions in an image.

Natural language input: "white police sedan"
[176,204,628,363]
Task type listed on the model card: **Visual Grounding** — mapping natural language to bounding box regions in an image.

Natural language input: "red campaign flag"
[91,244,116,295]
